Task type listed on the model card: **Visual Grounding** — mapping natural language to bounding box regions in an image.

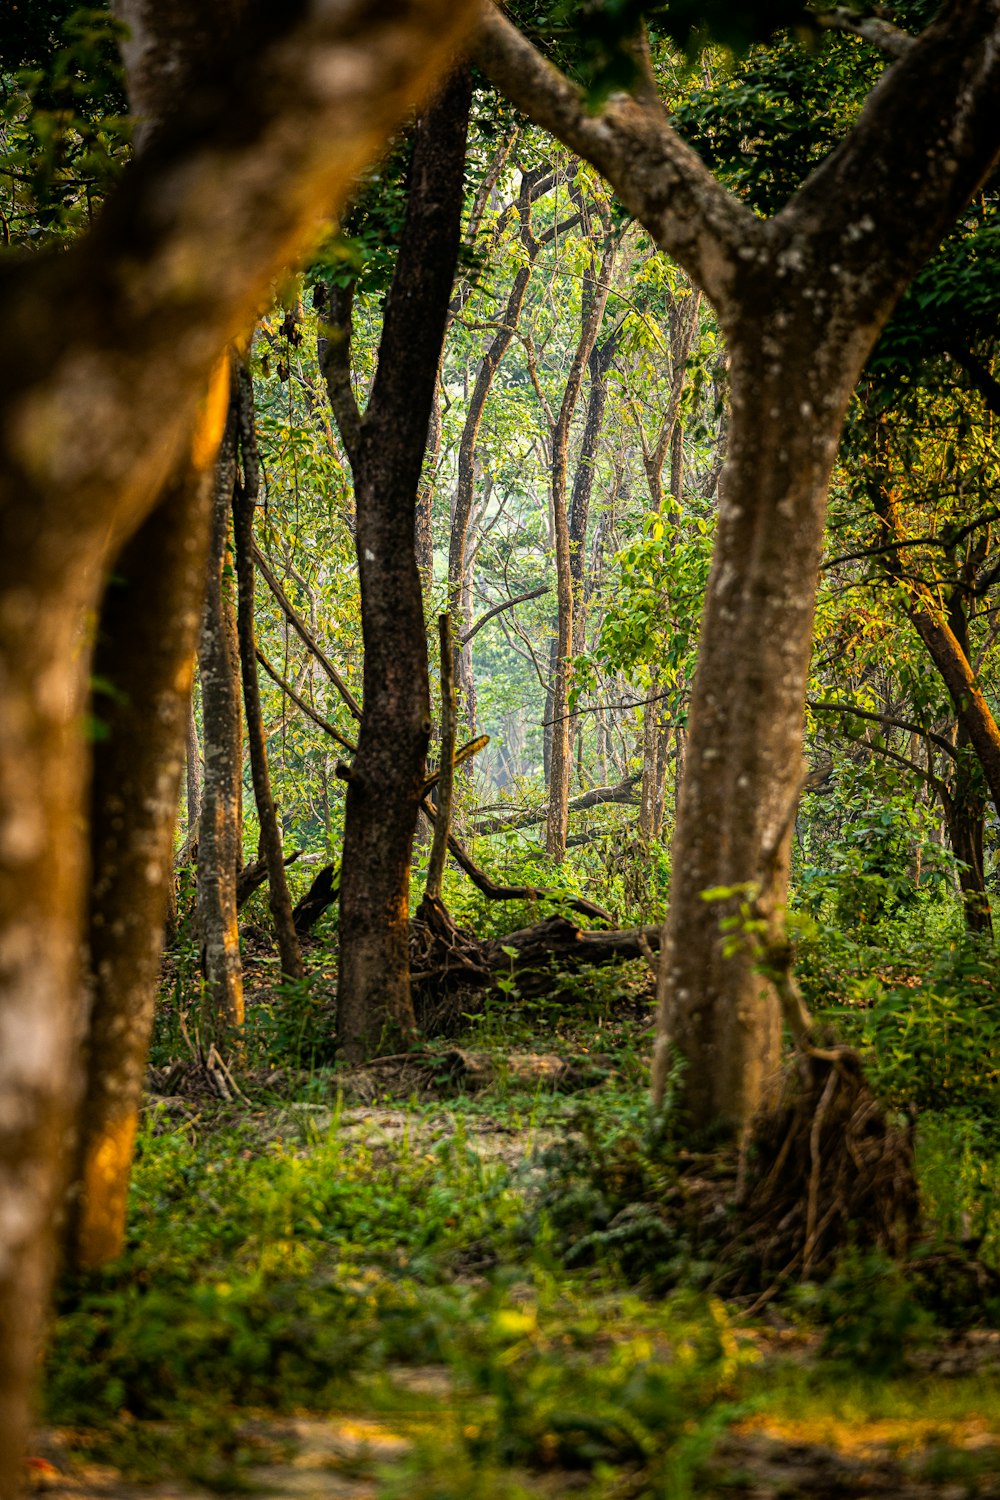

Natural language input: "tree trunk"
[198,400,245,1033]
[476,0,1000,1141]
[185,684,202,845]
[448,251,532,718]
[568,328,618,767]
[447,166,564,727]
[871,443,1000,883]
[233,361,304,982]
[0,0,480,1483]
[66,405,220,1272]
[337,68,471,1060]
[942,745,992,934]
[638,680,662,843]
[425,614,457,900]
[416,373,442,592]
[0,569,96,1498]
[653,346,857,1132]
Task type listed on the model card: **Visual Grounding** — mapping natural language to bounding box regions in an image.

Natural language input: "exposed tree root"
[410,894,492,1035]
[408,897,658,1034]
[720,1047,920,1297]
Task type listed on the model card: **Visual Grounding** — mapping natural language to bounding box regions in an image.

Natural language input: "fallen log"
[410,900,659,1028]
[482,914,660,978]
[471,773,641,835]
[436,1047,615,1092]
[419,799,615,926]
[235,848,302,910]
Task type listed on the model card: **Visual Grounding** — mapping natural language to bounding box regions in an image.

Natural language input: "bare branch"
[253,545,363,721]
[256,647,357,754]
[814,8,916,59]
[474,1,755,313]
[419,796,614,924]
[460,586,550,647]
[808,697,957,759]
[473,773,640,834]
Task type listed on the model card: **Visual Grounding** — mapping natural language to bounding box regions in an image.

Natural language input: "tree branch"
[419,795,614,924]
[2,0,482,558]
[253,545,363,721]
[808,697,957,759]
[459,584,549,646]
[473,1,755,314]
[256,647,357,754]
[947,343,1000,418]
[472,773,641,834]
[316,279,363,469]
[814,8,915,59]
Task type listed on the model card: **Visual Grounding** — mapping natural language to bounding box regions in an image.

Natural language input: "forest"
[1,0,1000,1496]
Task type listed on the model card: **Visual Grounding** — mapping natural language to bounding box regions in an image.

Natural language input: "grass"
[45,913,1000,1496]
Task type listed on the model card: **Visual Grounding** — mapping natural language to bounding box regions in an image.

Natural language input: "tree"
[233,361,305,983]
[0,0,478,1485]
[197,400,247,1029]
[321,67,472,1060]
[543,182,618,859]
[475,1,1000,1132]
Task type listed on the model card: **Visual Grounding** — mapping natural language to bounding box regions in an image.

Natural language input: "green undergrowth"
[52,898,1000,1493]
[47,1098,756,1493]
[801,909,1000,1120]
[47,1060,1000,1493]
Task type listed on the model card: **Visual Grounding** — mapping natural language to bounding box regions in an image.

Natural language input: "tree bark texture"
[654,352,850,1130]
[477,0,1000,1134]
[569,329,618,655]
[336,68,472,1061]
[185,686,202,846]
[233,361,305,983]
[64,0,232,1279]
[942,737,992,934]
[198,401,245,1033]
[0,0,480,1484]
[66,402,220,1273]
[416,373,442,592]
[638,683,672,843]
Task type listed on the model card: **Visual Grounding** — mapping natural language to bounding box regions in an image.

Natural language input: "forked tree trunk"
[233,361,304,982]
[198,401,245,1033]
[477,0,1000,1138]
[336,68,471,1060]
[66,401,221,1272]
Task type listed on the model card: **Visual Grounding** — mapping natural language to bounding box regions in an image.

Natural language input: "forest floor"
[32,955,1000,1499]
